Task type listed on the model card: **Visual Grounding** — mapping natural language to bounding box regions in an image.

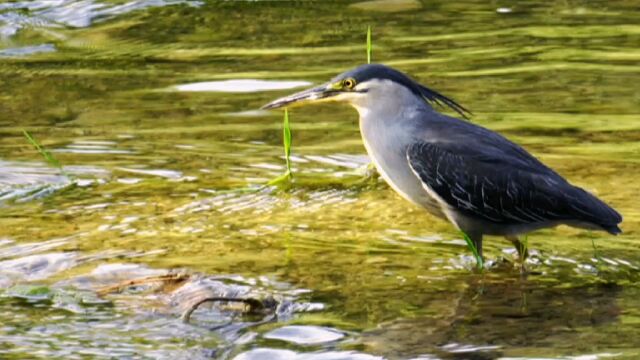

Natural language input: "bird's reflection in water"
[361,276,621,359]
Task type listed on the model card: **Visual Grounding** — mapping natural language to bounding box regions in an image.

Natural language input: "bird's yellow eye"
[343,78,356,89]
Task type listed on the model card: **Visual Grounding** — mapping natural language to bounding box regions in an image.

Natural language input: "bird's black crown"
[333,64,470,118]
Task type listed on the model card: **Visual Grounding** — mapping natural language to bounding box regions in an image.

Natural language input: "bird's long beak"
[261,83,339,110]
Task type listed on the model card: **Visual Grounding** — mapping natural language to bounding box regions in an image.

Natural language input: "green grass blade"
[283,108,292,178]
[266,171,290,186]
[23,130,70,178]
[591,237,603,262]
[461,231,484,270]
[366,26,372,64]
[267,109,293,186]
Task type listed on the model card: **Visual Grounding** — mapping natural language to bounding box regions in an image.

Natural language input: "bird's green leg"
[473,235,483,261]
[506,235,528,273]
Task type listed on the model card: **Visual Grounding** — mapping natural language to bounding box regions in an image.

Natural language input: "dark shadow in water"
[362,275,622,359]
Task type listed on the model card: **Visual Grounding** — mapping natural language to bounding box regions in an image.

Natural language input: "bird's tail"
[569,186,622,235]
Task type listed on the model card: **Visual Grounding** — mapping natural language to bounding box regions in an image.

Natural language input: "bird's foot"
[519,261,528,277]
[489,254,532,275]
[488,256,518,272]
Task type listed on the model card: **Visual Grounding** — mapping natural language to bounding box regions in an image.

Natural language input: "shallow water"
[1,0,639,359]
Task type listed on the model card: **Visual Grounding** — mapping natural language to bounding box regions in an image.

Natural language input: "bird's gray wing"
[406,141,621,229]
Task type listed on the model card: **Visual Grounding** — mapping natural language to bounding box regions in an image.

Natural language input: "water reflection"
[234,349,383,360]
[55,140,133,155]
[349,0,422,13]
[0,246,331,358]
[0,160,71,204]
[360,277,625,359]
[0,0,201,37]
[174,79,312,93]
[0,236,166,287]
[0,44,56,57]
[116,167,189,180]
[264,325,345,345]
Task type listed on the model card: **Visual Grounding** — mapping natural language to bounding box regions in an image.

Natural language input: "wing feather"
[406,141,621,232]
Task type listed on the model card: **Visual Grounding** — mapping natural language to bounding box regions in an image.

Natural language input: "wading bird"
[262,64,622,264]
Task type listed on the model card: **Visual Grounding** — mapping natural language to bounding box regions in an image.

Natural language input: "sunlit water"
[1,0,639,359]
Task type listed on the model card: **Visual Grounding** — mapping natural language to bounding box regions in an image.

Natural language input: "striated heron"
[262,64,622,263]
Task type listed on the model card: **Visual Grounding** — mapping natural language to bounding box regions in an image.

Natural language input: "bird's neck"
[356,91,427,158]
[354,81,434,177]
[354,88,434,210]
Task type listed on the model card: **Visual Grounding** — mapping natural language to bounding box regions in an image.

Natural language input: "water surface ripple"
[1,0,639,359]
